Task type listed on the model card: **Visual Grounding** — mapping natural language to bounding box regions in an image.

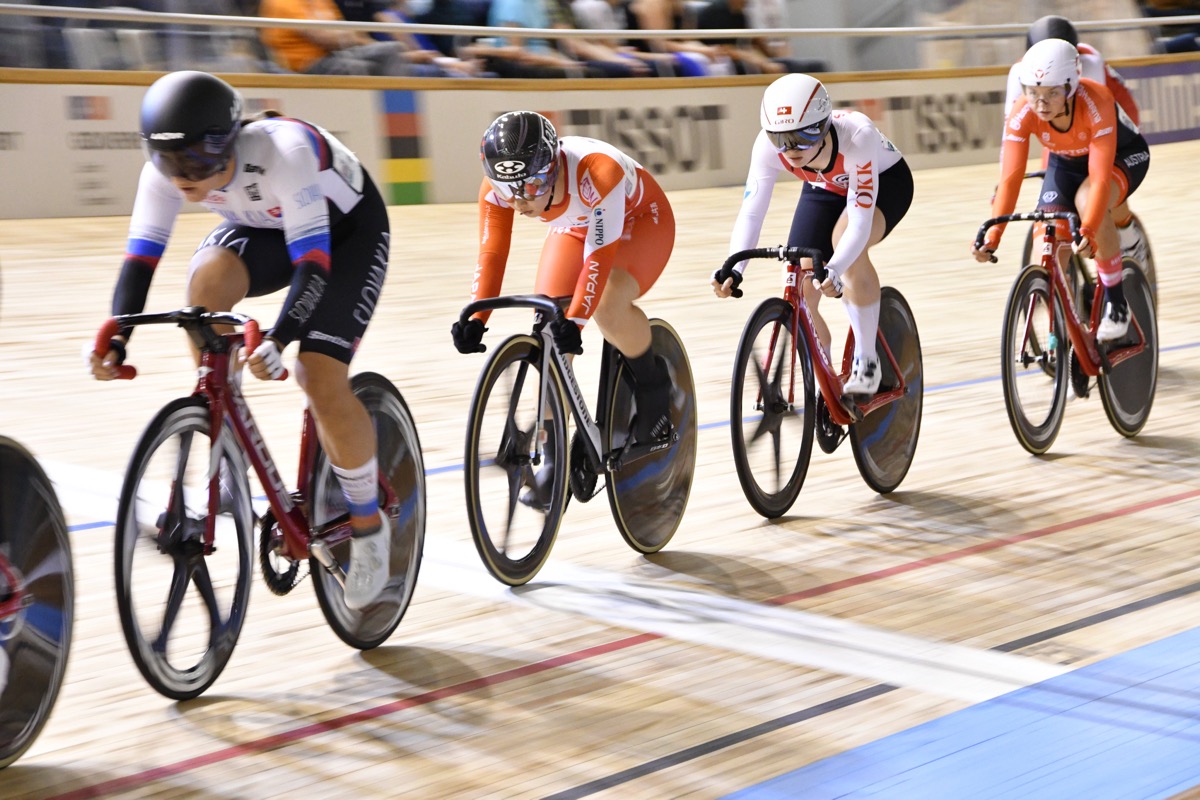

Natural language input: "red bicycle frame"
[767,259,909,427]
[1033,223,1147,377]
[94,314,397,564]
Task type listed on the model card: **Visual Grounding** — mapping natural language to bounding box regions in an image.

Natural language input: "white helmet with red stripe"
[1019,38,1082,98]
[759,73,832,150]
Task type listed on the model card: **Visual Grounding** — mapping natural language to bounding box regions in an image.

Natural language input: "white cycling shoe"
[344,512,391,610]
[842,354,882,396]
[1096,301,1130,342]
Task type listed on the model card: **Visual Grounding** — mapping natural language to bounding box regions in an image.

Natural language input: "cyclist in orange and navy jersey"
[451,110,676,451]
[1003,15,1146,263]
[972,39,1150,341]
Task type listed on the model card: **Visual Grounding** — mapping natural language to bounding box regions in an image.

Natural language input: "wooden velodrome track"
[1,140,1199,799]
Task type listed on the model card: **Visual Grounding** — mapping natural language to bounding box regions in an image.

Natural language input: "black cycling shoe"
[632,364,672,445]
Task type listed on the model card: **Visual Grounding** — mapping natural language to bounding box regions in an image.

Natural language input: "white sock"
[845,301,880,362]
[332,456,380,531]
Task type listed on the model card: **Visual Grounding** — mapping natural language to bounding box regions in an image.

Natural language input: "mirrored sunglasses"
[147,143,230,182]
[766,124,825,153]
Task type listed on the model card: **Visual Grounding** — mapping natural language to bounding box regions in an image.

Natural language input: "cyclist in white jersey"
[87,71,393,610]
[712,73,913,396]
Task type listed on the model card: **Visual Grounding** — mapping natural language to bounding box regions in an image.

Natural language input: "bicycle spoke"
[152,558,193,654]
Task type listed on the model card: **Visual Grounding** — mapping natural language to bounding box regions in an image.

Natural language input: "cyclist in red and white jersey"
[87,71,393,610]
[1003,16,1146,264]
[712,73,914,397]
[452,111,676,452]
[973,39,1151,341]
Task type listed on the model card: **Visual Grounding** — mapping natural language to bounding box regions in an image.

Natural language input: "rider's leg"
[831,209,887,395]
[184,245,251,362]
[296,352,389,609]
[1076,177,1128,341]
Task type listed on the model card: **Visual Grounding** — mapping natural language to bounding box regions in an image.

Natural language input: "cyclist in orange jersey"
[973,38,1150,341]
[452,111,677,488]
[1004,15,1146,263]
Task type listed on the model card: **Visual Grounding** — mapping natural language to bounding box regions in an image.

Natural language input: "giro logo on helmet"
[151,132,186,140]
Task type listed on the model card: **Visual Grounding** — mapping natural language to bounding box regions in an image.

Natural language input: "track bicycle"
[716,246,923,518]
[93,308,425,700]
[457,295,697,586]
[976,211,1158,454]
[0,436,73,768]
[1017,171,1157,305]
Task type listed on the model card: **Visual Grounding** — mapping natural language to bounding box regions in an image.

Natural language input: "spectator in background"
[695,0,825,73]
[462,0,585,78]
[549,0,653,77]
[351,0,486,75]
[622,0,735,76]
[1139,0,1200,52]
[259,0,409,75]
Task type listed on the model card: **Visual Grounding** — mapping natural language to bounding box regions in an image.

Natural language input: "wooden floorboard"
[0,141,1197,799]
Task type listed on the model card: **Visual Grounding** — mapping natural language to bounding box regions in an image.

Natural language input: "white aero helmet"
[759,73,832,151]
[1018,38,1081,97]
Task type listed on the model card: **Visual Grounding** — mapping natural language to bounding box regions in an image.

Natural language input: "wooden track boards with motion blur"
[0,142,1198,799]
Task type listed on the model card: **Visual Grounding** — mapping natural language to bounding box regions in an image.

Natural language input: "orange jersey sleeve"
[471,179,516,324]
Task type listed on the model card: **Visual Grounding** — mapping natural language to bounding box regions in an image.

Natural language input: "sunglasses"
[146,142,231,183]
[766,124,826,153]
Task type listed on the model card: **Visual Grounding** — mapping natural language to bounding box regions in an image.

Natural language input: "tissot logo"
[493,160,526,176]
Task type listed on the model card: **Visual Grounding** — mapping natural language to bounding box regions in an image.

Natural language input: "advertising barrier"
[0,58,1196,219]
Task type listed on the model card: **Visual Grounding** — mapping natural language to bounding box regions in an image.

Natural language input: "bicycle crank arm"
[606,432,677,471]
[309,540,347,590]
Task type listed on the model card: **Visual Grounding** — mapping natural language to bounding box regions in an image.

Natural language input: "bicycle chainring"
[258,509,304,595]
[568,428,599,502]
[815,397,846,455]
[1069,348,1090,399]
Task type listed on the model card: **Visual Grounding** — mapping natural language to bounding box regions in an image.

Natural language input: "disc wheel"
[310,372,426,649]
[1098,264,1158,437]
[0,437,73,768]
[606,319,698,550]
[849,287,923,494]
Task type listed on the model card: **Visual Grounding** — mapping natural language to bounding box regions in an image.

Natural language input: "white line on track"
[45,459,1067,703]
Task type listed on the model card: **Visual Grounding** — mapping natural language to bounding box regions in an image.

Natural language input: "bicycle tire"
[310,372,426,649]
[849,287,923,494]
[728,297,815,518]
[606,319,698,551]
[1098,264,1158,438]
[0,437,73,769]
[465,335,569,586]
[1020,226,1089,379]
[113,397,254,700]
[1001,265,1069,455]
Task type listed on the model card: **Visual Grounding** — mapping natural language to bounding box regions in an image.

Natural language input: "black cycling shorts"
[194,171,389,364]
[786,159,914,265]
[1039,138,1149,213]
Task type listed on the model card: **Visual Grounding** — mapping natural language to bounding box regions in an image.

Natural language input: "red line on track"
[49,488,1200,799]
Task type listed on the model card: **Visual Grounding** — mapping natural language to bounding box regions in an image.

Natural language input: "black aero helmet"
[1027,15,1078,48]
[480,111,559,185]
[140,70,243,181]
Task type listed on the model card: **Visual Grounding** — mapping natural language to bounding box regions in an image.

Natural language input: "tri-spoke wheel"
[0,437,73,768]
[1001,265,1069,454]
[114,398,254,700]
[729,297,815,518]
[310,372,426,648]
[605,319,698,551]
[465,335,569,586]
[849,287,923,494]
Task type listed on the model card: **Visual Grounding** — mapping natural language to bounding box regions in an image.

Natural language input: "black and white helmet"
[480,111,559,185]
